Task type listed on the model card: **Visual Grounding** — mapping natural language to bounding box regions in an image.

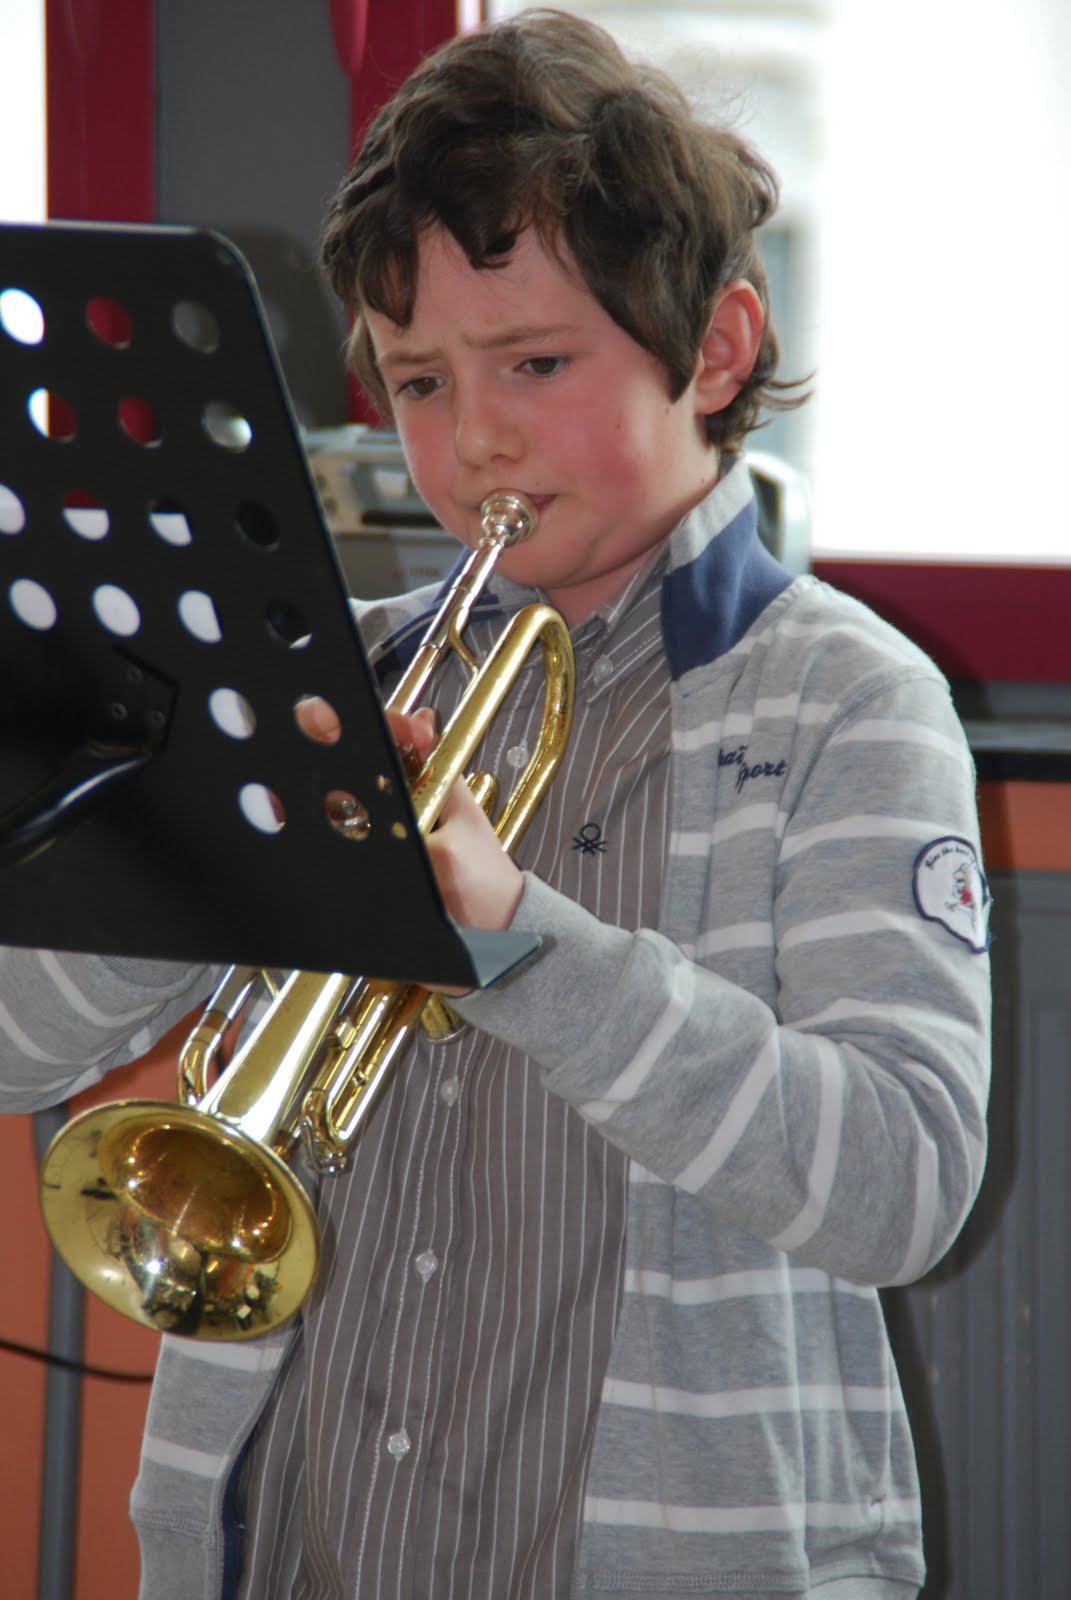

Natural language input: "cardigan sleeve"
[0,948,210,1113]
[453,667,991,1289]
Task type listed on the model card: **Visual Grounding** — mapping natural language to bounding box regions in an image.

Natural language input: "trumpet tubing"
[38,492,576,1340]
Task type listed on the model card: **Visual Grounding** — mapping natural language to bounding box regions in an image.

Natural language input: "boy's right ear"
[693,280,764,417]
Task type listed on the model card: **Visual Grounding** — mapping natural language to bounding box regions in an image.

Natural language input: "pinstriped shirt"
[234,550,673,1599]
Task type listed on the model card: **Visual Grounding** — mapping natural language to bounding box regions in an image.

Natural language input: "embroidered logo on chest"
[572,822,607,855]
[719,743,788,795]
[913,836,991,952]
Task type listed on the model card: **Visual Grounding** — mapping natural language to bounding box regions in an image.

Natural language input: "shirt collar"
[661,454,794,681]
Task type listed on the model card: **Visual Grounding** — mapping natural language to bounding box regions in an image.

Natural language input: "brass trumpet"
[39,492,575,1341]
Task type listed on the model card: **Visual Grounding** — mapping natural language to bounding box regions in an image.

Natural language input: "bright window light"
[457,0,485,32]
[485,1,1071,565]
[813,0,1071,563]
[0,0,46,223]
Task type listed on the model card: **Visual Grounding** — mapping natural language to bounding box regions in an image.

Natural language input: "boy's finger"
[385,705,438,764]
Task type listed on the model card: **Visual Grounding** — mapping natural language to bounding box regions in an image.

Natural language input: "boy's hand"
[294,697,525,956]
[385,708,525,935]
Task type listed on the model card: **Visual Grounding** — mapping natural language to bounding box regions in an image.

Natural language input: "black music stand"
[0,221,533,987]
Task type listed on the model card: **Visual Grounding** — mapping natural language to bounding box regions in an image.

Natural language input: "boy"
[0,9,990,1598]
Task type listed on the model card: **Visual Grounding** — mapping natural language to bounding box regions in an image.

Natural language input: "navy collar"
[661,462,793,682]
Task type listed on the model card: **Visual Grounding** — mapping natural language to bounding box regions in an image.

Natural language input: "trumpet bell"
[39,1100,319,1340]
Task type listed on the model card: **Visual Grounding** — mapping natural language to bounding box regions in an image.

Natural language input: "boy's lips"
[517,493,557,527]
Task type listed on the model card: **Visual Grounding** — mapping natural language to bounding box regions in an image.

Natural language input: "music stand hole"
[239,783,284,834]
[86,297,133,348]
[9,578,57,631]
[208,688,256,740]
[172,300,220,354]
[203,402,252,452]
[28,389,77,442]
[118,395,162,447]
[265,598,310,649]
[325,790,371,841]
[235,500,279,550]
[149,499,194,546]
[178,590,223,644]
[0,484,26,535]
[294,695,340,744]
[62,492,110,541]
[0,287,44,345]
[92,584,141,638]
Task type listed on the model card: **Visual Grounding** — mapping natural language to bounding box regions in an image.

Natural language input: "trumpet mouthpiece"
[480,491,537,548]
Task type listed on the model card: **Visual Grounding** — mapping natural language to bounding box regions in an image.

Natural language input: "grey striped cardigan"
[0,456,990,1596]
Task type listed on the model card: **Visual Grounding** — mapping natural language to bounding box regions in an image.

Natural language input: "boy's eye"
[519,355,566,378]
[397,374,441,400]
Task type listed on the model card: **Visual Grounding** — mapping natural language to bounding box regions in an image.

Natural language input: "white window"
[489,1,1071,564]
[0,0,46,224]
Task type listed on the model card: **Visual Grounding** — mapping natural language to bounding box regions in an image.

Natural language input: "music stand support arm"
[0,740,156,870]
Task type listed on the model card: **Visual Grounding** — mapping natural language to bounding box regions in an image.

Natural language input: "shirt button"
[506,741,529,769]
[386,1429,411,1460]
[414,1249,439,1282]
[439,1076,460,1106]
[591,655,612,685]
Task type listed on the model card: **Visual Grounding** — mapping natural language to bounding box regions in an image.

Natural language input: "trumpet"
[38,492,575,1341]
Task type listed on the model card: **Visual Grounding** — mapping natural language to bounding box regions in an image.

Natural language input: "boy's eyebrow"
[377,323,583,368]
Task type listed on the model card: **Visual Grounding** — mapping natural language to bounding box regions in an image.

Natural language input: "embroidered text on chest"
[719,744,788,794]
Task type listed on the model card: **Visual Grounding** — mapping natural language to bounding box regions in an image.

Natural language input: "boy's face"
[364,228,722,624]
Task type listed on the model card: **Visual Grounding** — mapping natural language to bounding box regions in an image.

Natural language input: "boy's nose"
[453,395,523,470]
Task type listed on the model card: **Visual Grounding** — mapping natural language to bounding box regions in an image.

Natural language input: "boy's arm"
[452,672,990,1290]
[0,947,210,1113]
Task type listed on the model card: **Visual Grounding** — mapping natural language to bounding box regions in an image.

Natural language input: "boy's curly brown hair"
[320,8,804,450]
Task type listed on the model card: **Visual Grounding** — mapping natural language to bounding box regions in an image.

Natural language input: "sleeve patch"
[913,836,991,953]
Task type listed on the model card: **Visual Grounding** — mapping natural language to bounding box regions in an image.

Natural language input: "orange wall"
[977,780,1071,873]
[2,1016,194,1600]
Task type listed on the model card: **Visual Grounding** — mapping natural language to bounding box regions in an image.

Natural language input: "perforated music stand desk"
[0,221,533,988]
